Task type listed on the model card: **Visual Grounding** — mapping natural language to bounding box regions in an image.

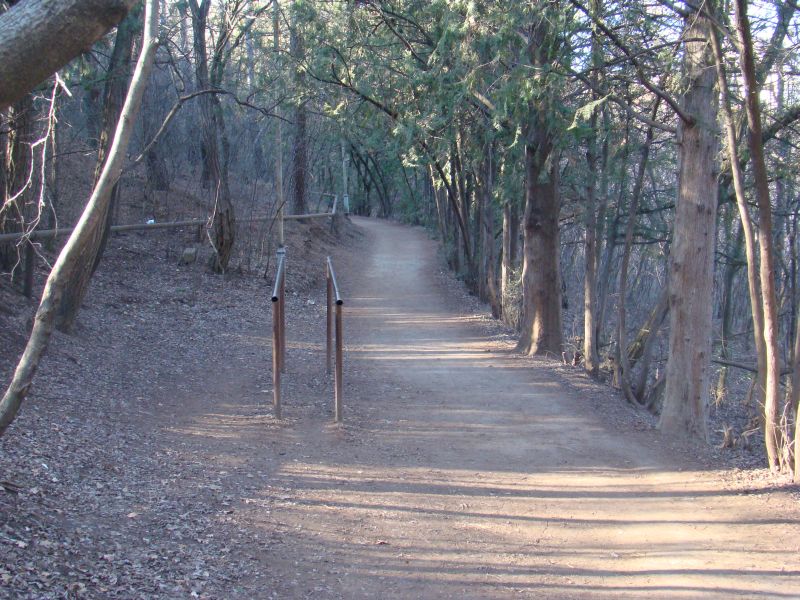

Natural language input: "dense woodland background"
[1,0,800,477]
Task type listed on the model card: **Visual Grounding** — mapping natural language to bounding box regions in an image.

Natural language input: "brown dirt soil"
[1,216,799,599]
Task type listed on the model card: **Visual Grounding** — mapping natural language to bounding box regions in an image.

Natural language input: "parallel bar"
[326,263,333,374]
[326,256,343,305]
[0,209,336,245]
[271,251,286,419]
[272,291,282,419]
[0,218,207,243]
[283,212,334,221]
[326,256,344,423]
[335,303,343,423]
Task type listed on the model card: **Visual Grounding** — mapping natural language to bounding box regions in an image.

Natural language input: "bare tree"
[0,0,139,109]
[0,0,159,437]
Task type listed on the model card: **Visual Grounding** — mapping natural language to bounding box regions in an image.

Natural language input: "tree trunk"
[0,0,158,437]
[290,21,307,216]
[734,0,783,469]
[0,0,139,110]
[517,141,562,356]
[711,20,767,418]
[792,318,800,480]
[482,146,500,318]
[660,4,719,441]
[1,96,35,273]
[618,99,660,403]
[55,8,137,332]
[190,0,235,272]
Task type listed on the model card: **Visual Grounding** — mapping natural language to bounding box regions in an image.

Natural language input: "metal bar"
[283,211,334,221]
[326,262,333,375]
[326,256,344,422]
[279,264,286,373]
[271,251,286,419]
[0,219,208,243]
[335,302,343,423]
[0,211,336,245]
[326,256,343,305]
[272,289,281,419]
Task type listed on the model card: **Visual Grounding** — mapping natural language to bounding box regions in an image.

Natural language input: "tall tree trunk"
[734,0,783,469]
[660,4,719,441]
[501,200,516,324]
[1,95,34,273]
[792,318,800,480]
[618,99,660,403]
[290,19,307,216]
[482,146,500,318]
[583,0,603,376]
[0,0,158,437]
[55,8,137,331]
[517,139,562,356]
[711,21,767,417]
[190,0,235,272]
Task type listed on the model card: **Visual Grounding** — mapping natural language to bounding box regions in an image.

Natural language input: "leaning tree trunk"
[660,4,719,441]
[55,8,138,332]
[0,0,158,437]
[0,0,139,110]
[734,0,783,470]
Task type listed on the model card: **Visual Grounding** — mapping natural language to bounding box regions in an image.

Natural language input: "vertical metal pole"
[279,267,286,373]
[272,295,281,419]
[326,262,333,375]
[334,303,343,422]
[23,241,35,299]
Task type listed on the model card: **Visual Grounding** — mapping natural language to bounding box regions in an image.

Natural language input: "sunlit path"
[230,217,799,599]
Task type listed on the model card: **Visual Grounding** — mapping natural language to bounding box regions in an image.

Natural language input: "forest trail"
[205,217,798,598]
[5,218,797,599]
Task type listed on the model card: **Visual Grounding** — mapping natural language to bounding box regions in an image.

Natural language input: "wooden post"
[334,302,343,423]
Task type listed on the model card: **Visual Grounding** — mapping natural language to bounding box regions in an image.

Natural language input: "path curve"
[244,218,799,598]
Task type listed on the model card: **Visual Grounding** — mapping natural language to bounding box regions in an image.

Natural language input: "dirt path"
[216,218,798,598]
[2,217,798,599]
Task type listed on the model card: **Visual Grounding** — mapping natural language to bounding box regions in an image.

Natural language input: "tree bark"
[0,0,158,437]
[0,0,138,109]
[711,21,767,416]
[618,99,660,403]
[734,0,783,469]
[55,8,138,332]
[660,4,719,441]
[1,96,35,273]
[517,140,562,356]
[501,200,515,324]
[290,19,307,216]
[189,0,235,272]
[792,317,800,480]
